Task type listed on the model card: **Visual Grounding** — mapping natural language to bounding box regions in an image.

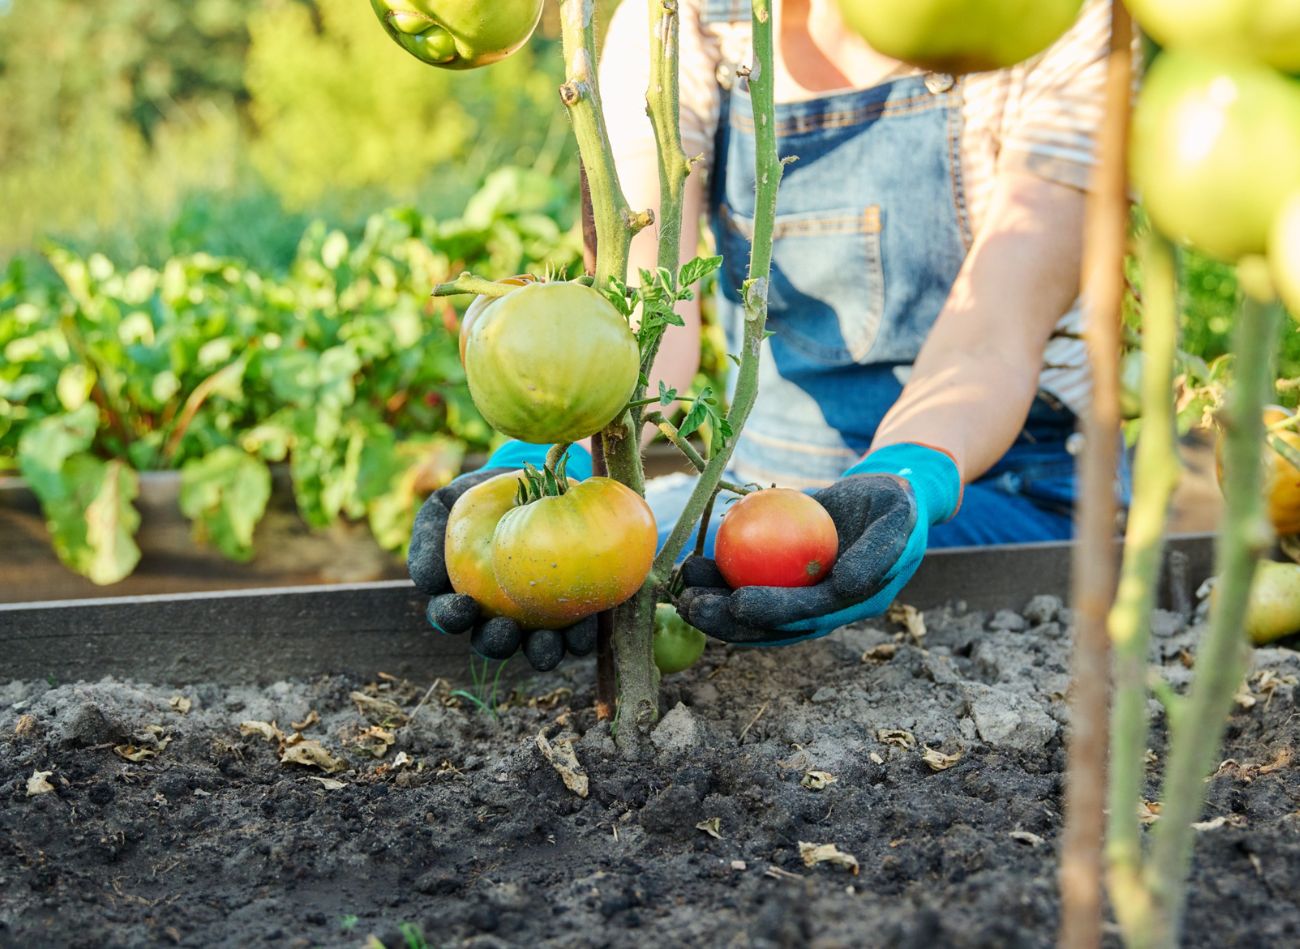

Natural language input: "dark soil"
[3,598,1298,948]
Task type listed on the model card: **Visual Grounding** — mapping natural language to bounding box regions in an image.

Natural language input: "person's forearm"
[872,171,1086,482]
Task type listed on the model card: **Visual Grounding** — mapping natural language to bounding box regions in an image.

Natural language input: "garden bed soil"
[3,597,1298,948]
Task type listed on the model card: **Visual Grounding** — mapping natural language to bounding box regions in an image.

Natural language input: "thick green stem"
[652,0,780,581]
[1104,232,1181,946]
[1145,290,1282,944]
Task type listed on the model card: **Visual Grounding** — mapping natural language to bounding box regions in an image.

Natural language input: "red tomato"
[715,488,838,588]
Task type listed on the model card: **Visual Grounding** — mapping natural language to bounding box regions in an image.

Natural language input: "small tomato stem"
[431,272,513,299]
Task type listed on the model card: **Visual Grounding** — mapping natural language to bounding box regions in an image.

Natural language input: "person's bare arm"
[871,169,1085,482]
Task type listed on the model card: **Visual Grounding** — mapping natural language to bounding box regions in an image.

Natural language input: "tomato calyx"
[514,458,572,506]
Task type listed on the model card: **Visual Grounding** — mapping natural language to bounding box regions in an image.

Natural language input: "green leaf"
[677,400,711,441]
[17,404,99,501]
[179,447,272,561]
[43,456,141,585]
[56,364,96,412]
[678,256,722,291]
[658,380,677,406]
[727,353,741,368]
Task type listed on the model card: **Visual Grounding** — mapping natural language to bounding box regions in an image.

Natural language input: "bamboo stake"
[1059,5,1132,945]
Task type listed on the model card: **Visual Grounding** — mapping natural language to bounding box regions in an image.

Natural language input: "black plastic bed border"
[0,534,1215,685]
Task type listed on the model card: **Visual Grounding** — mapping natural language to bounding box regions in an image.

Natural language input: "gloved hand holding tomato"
[676,443,961,645]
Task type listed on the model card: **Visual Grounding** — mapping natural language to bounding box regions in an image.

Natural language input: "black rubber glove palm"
[408,470,597,671]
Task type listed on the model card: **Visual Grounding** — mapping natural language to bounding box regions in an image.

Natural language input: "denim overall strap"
[710,70,971,489]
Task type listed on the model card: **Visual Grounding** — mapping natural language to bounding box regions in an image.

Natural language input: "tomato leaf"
[678,256,722,292]
[658,381,677,406]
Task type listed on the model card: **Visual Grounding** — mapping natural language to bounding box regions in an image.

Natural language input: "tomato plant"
[653,603,707,674]
[835,0,1084,74]
[369,0,545,70]
[1130,51,1300,262]
[464,282,640,443]
[715,488,838,589]
[492,476,657,628]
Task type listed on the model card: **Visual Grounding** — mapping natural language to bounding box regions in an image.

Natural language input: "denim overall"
[645,1,1087,550]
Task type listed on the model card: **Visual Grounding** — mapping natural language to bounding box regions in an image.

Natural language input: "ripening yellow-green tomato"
[835,0,1085,74]
[1125,0,1300,73]
[369,0,544,69]
[1241,559,1300,645]
[1271,193,1300,321]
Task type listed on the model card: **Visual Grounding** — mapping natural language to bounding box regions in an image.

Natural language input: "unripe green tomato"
[835,0,1084,74]
[369,0,544,70]
[653,604,707,675]
[1130,52,1300,263]
[465,282,640,443]
[1119,350,1143,421]
[1272,192,1300,321]
[1125,0,1300,73]
[1239,559,1300,645]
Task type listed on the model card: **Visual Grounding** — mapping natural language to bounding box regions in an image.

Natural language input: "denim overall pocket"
[717,202,886,365]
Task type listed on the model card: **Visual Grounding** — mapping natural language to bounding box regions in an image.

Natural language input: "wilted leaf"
[801,770,837,791]
[352,726,395,758]
[921,746,963,772]
[280,740,346,773]
[887,604,926,643]
[240,720,286,743]
[169,696,192,715]
[114,744,159,763]
[696,817,723,840]
[350,691,407,726]
[1010,830,1045,847]
[1138,800,1162,825]
[798,841,859,875]
[877,728,916,750]
[535,732,588,798]
[14,714,38,738]
[26,770,55,797]
[291,710,319,732]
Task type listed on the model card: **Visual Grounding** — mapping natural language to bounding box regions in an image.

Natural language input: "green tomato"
[835,0,1084,74]
[369,0,544,70]
[464,282,640,443]
[653,604,707,675]
[1239,560,1300,645]
[1131,52,1300,263]
[1125,0,1300,73]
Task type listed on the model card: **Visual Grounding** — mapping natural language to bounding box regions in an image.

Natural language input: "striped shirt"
[603,0,1117,414]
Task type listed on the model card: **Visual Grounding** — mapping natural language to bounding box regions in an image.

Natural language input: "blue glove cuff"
[483,440,594,481]
[843,443,962,524]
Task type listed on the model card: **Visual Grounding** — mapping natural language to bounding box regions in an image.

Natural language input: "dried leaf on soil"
[801,770,837,791]
[392,751,413,769]
[869,752,885,765]
[1192,815,1246,832]
[530,687,573,710]
[1138,800,1163,825]
[240,720,285,744]
[350,691,407,726]
[1214,747,1293,783]
[1235,686,1258,709]
[798,842,860,875]
[877,728,916,750]
[306,776,346,790]
[887,603,926,643]
[696,817,723,840]
[351,726,395,759]
[168,695,191,715]
[921,746,963,772]
[114,725,171,762]
[1009,830,1045,847]
[26,770,55,797]
[291,710,320,732]
[535,733,588,798]
[861,642,898,663]
[280,740,346,773]
[14,714,38,738]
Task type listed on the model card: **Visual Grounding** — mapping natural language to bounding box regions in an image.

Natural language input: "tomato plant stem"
[651,0,780,583]
[646,411,750,496]
[1060,8,1132,941]
[1145,290,1282,946]
[431,272,517,299]
[1103,231,1180,947]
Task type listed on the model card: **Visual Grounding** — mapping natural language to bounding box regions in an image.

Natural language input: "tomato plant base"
[2,602,1296,946]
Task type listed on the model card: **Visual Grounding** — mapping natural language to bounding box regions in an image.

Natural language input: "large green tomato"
[1125,0,1300,73]
[1131,52,1300,262]
[491,478,656,628]
[369,0,544,70]
[465,282,640,443]
[1240,560,1300,645]
[835,0,1084,74]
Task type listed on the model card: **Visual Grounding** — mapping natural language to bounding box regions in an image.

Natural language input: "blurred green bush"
[1,170,583,583]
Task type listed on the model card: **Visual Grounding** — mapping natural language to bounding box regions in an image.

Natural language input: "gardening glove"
[408,440,597,671]
[676,443,961,645]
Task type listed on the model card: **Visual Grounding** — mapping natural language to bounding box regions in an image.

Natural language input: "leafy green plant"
[1,168,582,583]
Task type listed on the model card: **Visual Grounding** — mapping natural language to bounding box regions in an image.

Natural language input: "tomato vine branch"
[431,272,516,299]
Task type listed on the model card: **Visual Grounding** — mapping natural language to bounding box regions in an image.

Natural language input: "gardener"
[411,0,1123,657]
